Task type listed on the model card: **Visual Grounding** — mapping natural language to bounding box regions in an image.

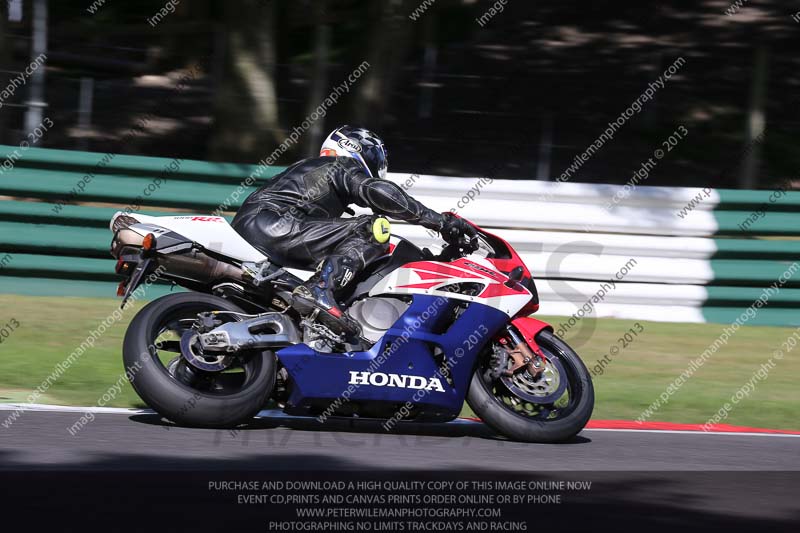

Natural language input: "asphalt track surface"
[1,406,798,472]
[1,405,799,531]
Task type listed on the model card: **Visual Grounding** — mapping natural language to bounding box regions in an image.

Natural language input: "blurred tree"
[351,0,414,129]
[304,0,331,157]
[0,1,6,64]
[740,45,768,190]
[210,0,284,160]
[0,1,8,141]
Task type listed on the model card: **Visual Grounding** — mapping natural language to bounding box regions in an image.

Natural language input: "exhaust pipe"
[114,228,246,283]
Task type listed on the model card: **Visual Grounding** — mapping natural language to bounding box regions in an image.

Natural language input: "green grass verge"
[0,295,149,409]
[1,295,798,430]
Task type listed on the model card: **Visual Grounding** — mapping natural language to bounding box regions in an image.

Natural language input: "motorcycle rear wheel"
[466,329,594,443]
[123,293,275,428]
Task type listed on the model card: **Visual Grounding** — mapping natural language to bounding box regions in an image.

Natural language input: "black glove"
[440,212,478,247]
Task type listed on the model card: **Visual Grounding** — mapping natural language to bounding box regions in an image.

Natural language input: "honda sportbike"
[110,212,593,442]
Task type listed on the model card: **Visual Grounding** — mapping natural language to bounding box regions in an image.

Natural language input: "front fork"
[492,317,553,379]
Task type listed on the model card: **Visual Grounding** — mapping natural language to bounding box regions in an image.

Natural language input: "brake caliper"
[498,337,546,378]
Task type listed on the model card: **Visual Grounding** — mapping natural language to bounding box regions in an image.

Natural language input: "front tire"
[123,293,275,428]
[466,329,594,443]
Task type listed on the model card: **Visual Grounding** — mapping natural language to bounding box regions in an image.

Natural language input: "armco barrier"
[1,145,798,327]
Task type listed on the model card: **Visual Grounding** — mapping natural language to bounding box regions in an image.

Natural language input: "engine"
[347,297,411,344]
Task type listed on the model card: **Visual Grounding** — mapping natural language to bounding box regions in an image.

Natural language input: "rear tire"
[123,293,275,428]
[466,330,594,443]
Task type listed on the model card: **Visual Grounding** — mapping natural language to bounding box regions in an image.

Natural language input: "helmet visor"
[376,144,388,179]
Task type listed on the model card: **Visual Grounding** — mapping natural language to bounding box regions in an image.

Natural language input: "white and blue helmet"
[320,125,388,179]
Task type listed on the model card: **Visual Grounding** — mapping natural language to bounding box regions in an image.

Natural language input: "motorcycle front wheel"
[466,329,594,443]
[122,292,276,428]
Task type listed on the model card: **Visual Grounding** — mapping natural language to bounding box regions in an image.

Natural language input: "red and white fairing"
[111,212,269,262]
[369,257,533,317]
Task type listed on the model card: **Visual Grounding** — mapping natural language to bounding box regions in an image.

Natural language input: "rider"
[232,125,476,337]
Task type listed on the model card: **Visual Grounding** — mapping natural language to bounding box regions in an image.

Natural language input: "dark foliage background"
[1,0,797,189]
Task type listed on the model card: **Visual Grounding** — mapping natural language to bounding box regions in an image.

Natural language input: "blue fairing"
[276,295,509,419]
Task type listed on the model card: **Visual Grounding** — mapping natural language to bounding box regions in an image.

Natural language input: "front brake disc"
[500,355,567,404]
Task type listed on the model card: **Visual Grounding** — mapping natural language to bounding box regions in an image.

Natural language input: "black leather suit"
[232,156,444,272]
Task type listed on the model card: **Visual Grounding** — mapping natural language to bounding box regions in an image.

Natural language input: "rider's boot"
[292,255,362,338]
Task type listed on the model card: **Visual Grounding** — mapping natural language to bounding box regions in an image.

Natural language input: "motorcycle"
[110,211,593,442]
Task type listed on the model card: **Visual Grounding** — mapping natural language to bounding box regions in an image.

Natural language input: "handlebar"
[437,233,480,262]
